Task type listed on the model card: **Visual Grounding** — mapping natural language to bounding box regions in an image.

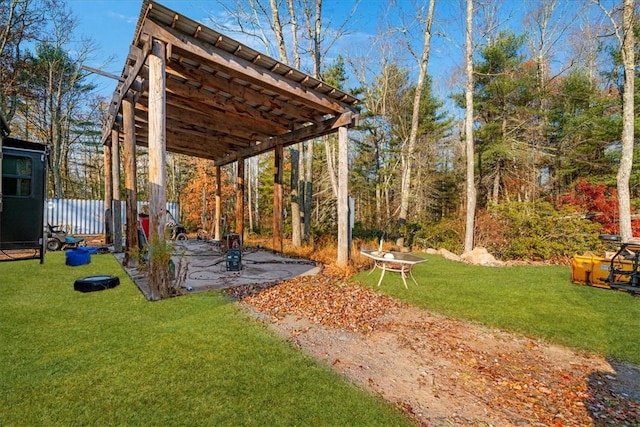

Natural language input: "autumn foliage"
[179,159,236,234]
[558,178,640,236]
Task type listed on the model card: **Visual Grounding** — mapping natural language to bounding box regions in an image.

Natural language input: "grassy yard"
[354,254,640,365]
[0,252,412,427]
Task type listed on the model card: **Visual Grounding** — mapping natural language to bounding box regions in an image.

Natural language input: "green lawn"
[355,254,640,365]
[0,252,412,427]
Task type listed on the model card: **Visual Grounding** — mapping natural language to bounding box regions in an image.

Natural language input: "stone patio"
[116,239,321,299]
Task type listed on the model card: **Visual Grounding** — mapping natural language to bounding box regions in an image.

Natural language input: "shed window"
[2,155,32,196]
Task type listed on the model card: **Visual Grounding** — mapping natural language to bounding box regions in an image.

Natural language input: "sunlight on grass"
[354,254,640,365]
[0,252,412,426]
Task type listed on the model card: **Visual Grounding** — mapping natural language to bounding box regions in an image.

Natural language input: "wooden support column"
[214,165,222,240]
[236,157,245,242]
[123,95,138,265]
[103,143,113,245]
[111,129,122,253]
[273,144,283,252]
[148,38,168,300]
[337,125,349,266]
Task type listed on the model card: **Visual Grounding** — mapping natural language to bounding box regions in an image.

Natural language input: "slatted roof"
[101,0,359,166]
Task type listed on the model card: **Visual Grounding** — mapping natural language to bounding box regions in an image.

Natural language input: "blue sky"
[65,0,617,111]
[66,0,470,101]
[68,0,382,96]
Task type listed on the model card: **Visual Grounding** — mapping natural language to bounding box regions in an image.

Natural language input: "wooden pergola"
[101,0,359,291]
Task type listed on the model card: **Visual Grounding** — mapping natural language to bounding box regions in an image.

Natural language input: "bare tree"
[618,0,634,241]
[397,0,436,248]
[22,4,94,197]
[594,0,634,241]
[0,0,48,123]
[463,0,476,253]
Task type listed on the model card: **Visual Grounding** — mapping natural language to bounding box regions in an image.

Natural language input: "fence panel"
[45,199,179,235]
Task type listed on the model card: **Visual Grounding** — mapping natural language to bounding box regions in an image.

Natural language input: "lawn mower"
[46,224,85,251]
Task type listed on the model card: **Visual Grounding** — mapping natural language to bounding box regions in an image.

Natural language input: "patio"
[116,239,320,298]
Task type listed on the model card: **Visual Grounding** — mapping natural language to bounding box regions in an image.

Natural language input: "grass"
[354,254,640,365]
[0,252,413,427]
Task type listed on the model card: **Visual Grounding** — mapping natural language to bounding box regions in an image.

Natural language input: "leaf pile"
[386,317,640,426]
[231,275,402,334]
[230,276,640,425]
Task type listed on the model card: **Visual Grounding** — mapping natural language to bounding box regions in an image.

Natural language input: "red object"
[139,213,150,240]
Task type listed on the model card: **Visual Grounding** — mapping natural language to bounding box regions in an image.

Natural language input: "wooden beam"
[134,95,278,143]
[101,41,150,144]
[215,165,222,240]
[111,129,123,253]
[215,112,357,166]
[164,76,296,129]
[148,37,168,300]
[165,54,324,124]
[103,144,113,245]
[142,19,350,115]
[133,117,253,157]
[123,96,139,265]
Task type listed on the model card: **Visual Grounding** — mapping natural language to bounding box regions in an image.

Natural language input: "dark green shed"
[0,127,48,263]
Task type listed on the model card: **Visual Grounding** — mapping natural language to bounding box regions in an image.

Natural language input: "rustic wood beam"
[134,95,279,142]
[165,58,323,123]
[123,96,139,265]
[164,76,296,129]
[133,123,251,158]
[142,19,350,115]
[103,144,113,245]
[148,37,168,299]
[101,42,150,144]
[111,129,123,253]
[215,112,357,166]
[215,165,222,240]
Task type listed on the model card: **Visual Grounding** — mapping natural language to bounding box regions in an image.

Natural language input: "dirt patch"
[229,276,640,426]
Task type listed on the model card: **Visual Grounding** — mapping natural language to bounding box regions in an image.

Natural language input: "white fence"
[45,199,180,235]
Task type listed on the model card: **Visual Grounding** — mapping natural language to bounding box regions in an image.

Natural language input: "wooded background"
[1,0,638,260]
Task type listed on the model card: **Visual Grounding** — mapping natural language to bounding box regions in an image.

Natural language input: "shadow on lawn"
[585,359,640,424]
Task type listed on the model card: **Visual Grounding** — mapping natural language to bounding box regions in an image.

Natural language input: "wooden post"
[103,143,113,245]
[111,129,122,253]
[236,157,245,242]
[123,95,138,265]
[148,38,168,299]
[215,165,222,240]
[273,144,283,252]
[337,125,349,266]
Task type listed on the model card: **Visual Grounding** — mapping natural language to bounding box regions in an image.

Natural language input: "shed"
[101,0,359,297]
[0,117,48,263]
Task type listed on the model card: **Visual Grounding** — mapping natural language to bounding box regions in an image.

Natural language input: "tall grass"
[354,254,640,365]
[0,252,412,426]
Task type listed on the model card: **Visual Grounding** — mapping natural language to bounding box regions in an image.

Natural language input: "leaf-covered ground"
[228,275,640,426]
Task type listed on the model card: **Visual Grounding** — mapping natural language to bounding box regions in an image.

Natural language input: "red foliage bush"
[557,178,640,235]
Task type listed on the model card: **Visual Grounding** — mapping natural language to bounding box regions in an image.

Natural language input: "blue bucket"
[66,248,91,266]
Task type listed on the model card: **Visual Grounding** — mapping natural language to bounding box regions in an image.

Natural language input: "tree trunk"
[290,147,301,246]
[398,0,435,248]
[269,0,288,64]
[463,0,476,254]
[304,138,313,242]
[618,0,634,242]
[325,135,338,198]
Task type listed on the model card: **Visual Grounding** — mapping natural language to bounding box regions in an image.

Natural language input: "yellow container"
[571,254,611,288]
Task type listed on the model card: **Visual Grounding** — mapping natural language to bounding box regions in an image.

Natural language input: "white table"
[360,249,427,289]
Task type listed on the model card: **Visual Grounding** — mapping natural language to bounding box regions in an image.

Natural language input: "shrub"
[486,201,604,261]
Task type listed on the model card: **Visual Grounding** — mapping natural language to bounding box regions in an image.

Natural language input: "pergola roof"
[101,0,359,166]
